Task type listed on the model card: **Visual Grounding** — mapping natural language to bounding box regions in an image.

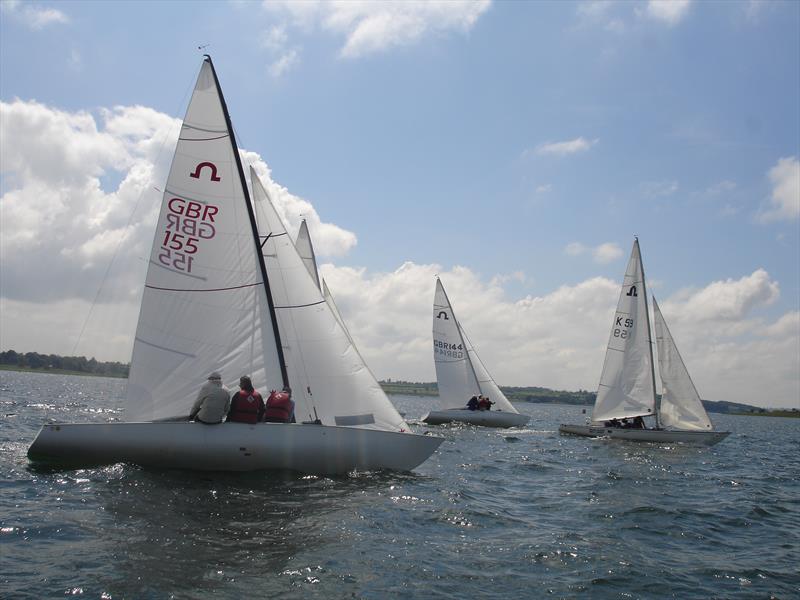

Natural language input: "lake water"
[1,370,798,598]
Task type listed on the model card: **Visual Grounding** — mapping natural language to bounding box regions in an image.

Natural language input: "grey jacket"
[190,380,231,423]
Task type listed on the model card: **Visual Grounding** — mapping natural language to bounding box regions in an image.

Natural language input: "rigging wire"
[70,65,200,359]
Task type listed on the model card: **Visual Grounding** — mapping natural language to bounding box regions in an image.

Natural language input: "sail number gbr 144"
[434,340,464,359]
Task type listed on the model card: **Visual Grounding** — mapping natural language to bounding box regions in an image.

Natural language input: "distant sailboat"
[559,239,730,445]
[27,56,443,474]
[422,278,529,428]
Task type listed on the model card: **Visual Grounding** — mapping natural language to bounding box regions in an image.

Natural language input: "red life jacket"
[228,390,264,424]
[264,391,293,423]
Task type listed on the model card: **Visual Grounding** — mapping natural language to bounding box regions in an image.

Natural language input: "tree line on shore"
[0,350,129,378]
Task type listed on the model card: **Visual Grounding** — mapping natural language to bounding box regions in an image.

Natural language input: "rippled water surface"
[1,370,798,598]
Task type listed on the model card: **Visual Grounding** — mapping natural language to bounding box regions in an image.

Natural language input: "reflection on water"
[1,371,799,598]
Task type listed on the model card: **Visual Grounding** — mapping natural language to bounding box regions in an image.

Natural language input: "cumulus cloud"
[262,0,491,59]
[535,137,598,157]
[1,0,69,29]
[0,99,356,310]
[757,156,800,223]
[578,0,692,31]
[1,100,797,408]
[565,241,623,264]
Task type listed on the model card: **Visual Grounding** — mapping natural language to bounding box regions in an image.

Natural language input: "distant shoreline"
[1,365,796,417]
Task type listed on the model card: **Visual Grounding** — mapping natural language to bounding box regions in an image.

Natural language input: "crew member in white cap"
[189,372,231,424]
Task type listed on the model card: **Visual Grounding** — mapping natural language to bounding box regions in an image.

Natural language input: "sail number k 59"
[613,316,634,339]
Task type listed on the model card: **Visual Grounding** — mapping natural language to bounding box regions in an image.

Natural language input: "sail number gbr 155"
[158,198,219,273]
[613,316,634,339]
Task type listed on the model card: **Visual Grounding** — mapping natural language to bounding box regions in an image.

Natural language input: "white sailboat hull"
[28,422,444,475]
[422,409,529,428]
[558,423,730,446]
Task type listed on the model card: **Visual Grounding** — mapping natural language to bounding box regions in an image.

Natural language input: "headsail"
[126,57,284,422]
[653,297,713,431]
[593,239,656,422]
[460,327,518,413]
[250,168,409,432]
[295,219,322,290]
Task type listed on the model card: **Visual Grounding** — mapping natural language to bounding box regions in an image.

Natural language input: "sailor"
[477,395,493,411]
[189,372,231,424]
[226,375,265,424]
[264,386,295,423]
[466,395,479,411]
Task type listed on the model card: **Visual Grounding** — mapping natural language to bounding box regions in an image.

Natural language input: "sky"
[1,0,798,409]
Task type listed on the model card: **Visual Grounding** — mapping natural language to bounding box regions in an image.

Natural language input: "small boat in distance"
[27,56,443,474]
[422,278,529,428]
[559,239,730,446]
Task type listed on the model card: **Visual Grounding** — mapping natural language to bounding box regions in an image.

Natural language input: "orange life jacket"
[264,391,293,423]
[227,390,264,424]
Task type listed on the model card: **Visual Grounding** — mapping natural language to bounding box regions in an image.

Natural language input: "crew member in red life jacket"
[226,375,265,424]
[477,395,494,411]
[264,386,295,423]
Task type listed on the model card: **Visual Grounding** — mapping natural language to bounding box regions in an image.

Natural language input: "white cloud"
[564,241,623,264]
[269,49,300,78]
[0,99,356,311]
[1,0,69,29]
[640,0,691,26]
[757,156,800,223]
[262,0,491,59]
[535,184,553,194]
[1,100,797,408]
[593,242,623,264]
[705,180,736,195]
[535,137,598,157]
[640,180,679,198]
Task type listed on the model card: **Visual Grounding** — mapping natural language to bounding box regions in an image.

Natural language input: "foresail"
[653,298,713,431]
[593,239,656,422]
[126,59,284,421]
[459,327,519,414]
[295,219,321,290]
[433,279,481,410]
[250,168,409,432]
[323,279,354,346]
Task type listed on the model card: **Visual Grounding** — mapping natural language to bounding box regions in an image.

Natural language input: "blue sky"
[1,1,798,408]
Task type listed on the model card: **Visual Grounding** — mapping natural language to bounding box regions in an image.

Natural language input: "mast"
[203,55,289,389]
[437,278,482,394]
[636,237,659,428]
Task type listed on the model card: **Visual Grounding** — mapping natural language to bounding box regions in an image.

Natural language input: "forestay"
[126,60,283,422]
[653,298,713,431]
[593,239,656,423]
[250,169,409,432]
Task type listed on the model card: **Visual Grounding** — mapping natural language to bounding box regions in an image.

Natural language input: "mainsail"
[593,239,656,423]
[250,168,409,432]
[432,278,518,413]
[653,297,713,431]
[126,58,284,422]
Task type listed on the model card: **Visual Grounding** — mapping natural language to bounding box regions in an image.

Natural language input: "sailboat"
[558,239,730,446]
[27,56,443,474]
[422,278,529,428]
